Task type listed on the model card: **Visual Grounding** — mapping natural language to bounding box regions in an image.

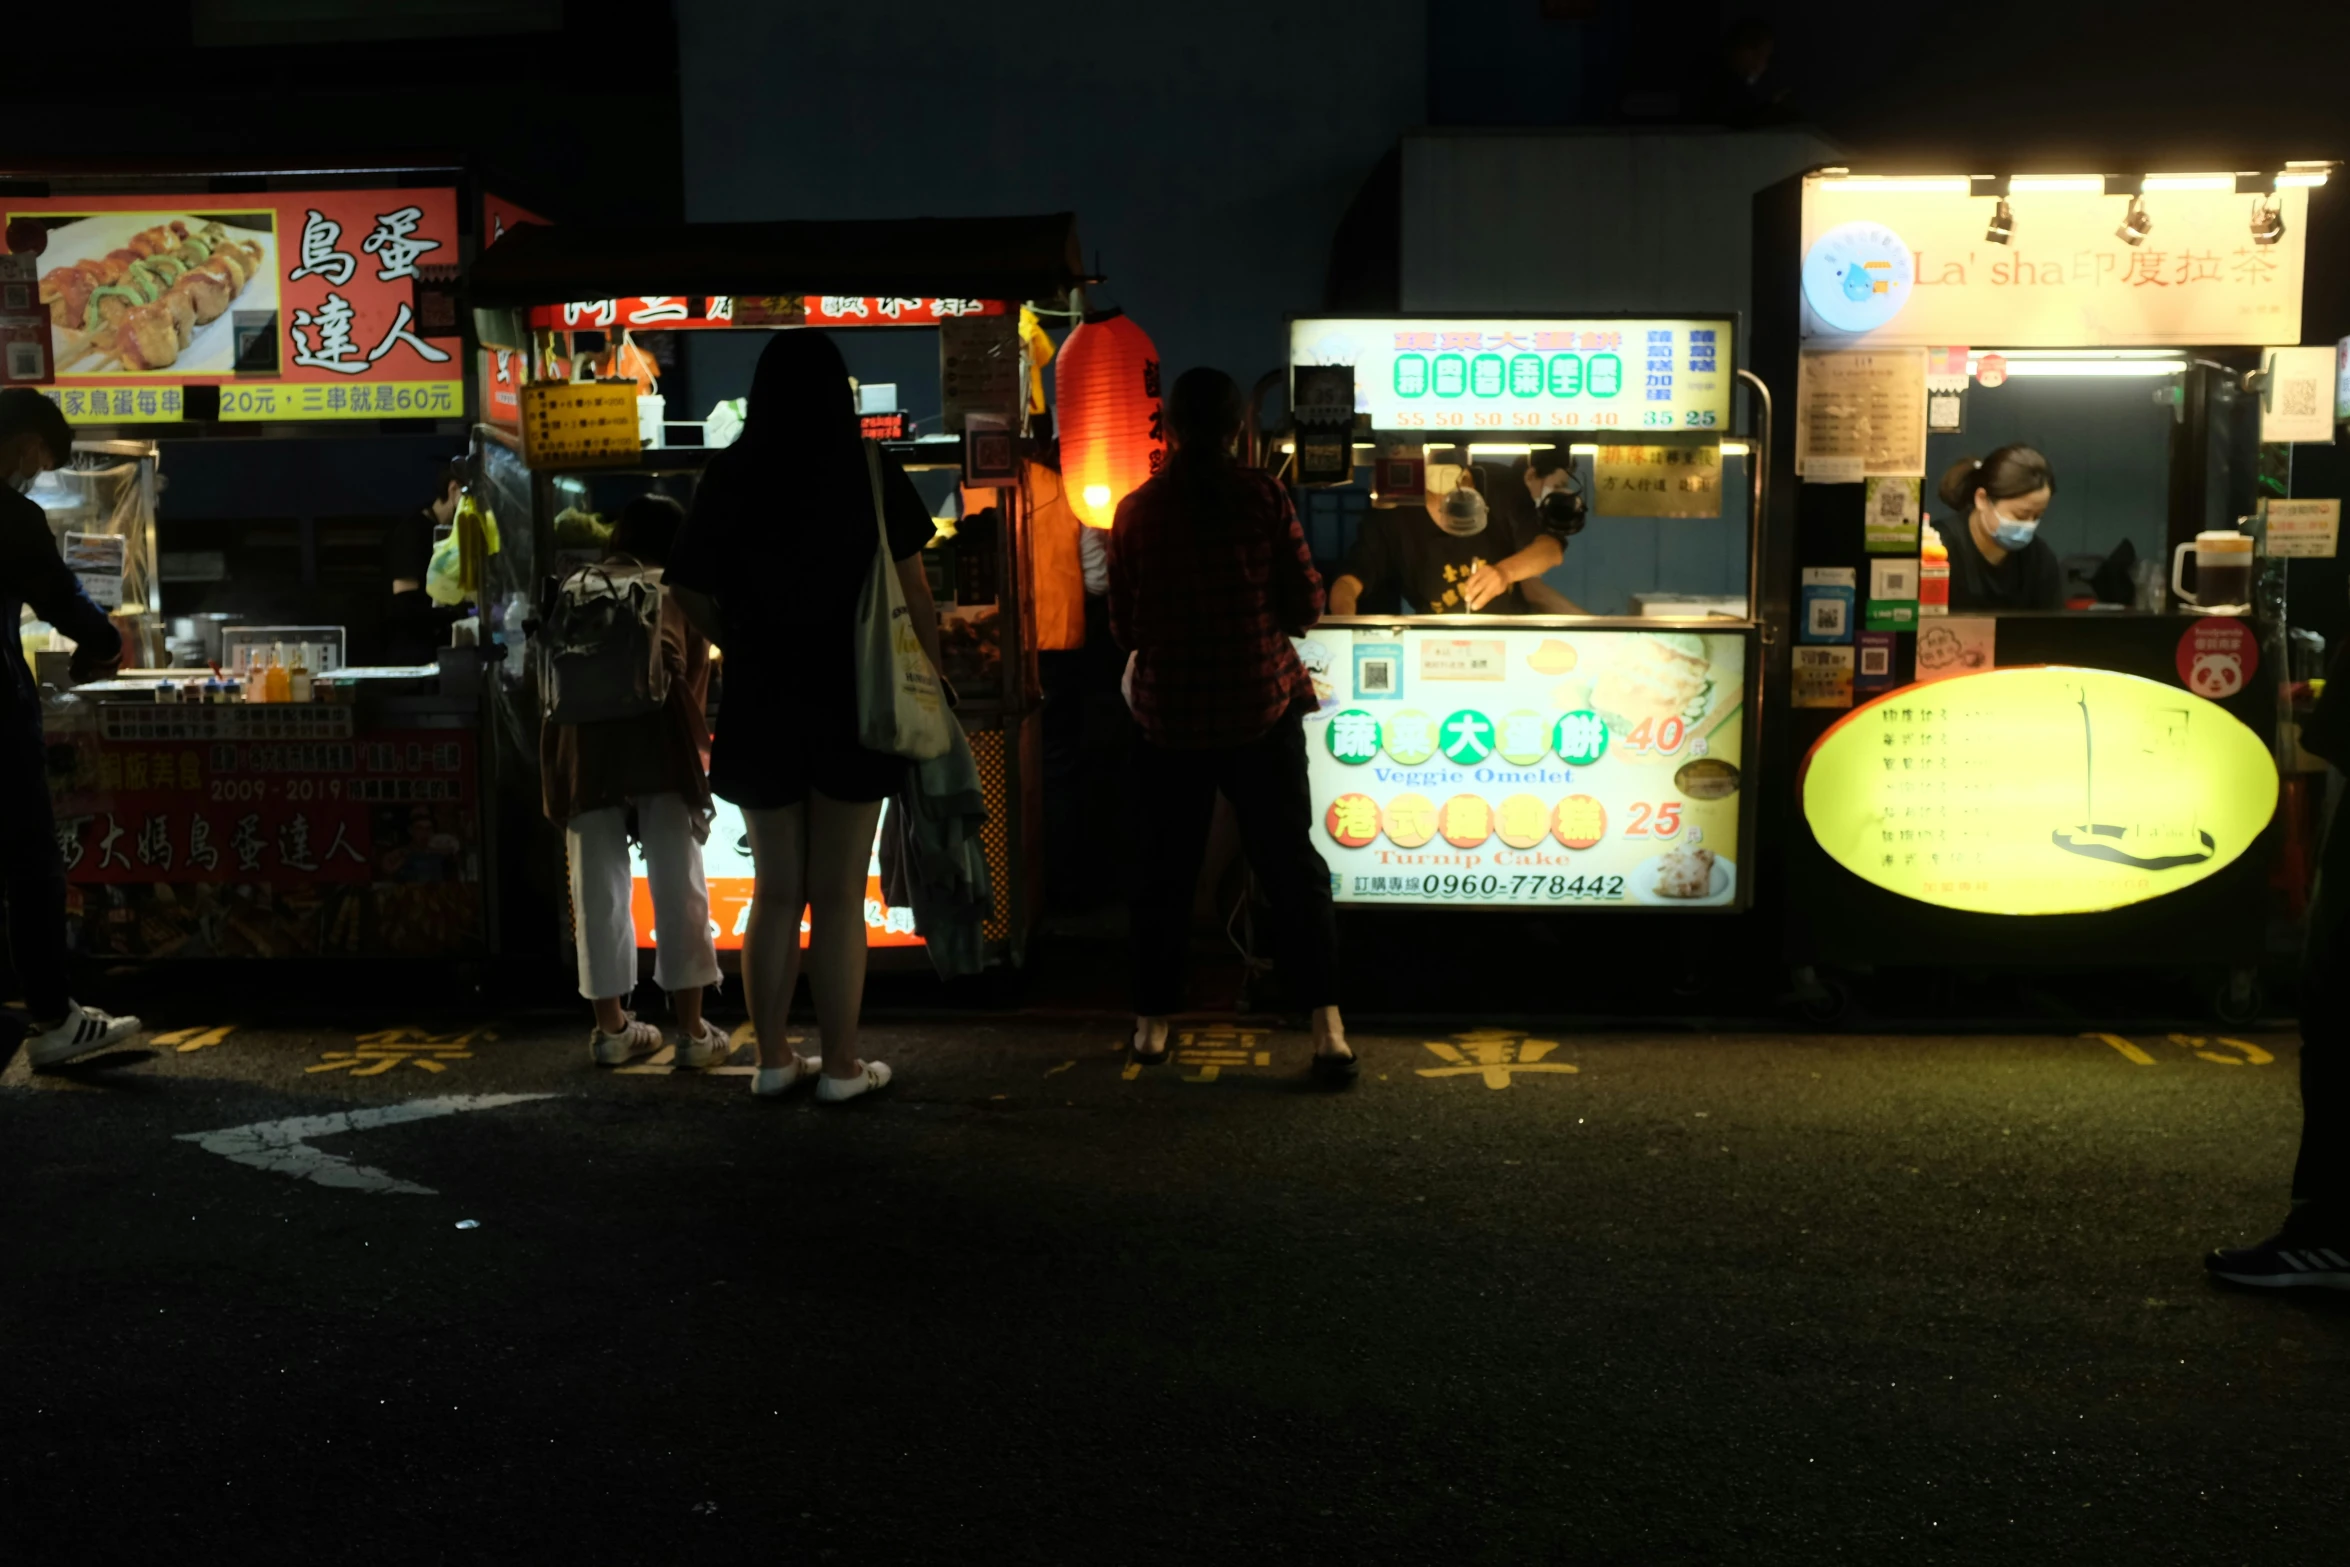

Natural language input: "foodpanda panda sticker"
[2177,616,2257,699]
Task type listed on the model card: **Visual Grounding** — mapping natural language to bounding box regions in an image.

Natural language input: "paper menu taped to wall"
[63,532,125,609]
[1796,350,1927,480]
[2266,497,2340,558]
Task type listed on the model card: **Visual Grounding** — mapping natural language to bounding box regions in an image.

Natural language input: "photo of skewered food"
[31,211,275,376]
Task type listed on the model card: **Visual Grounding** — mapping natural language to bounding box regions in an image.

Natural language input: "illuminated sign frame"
[1290,314,1737,435]
[1800,666,2278,915]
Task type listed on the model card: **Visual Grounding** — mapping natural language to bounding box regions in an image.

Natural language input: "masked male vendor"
[1328,458,1584,616]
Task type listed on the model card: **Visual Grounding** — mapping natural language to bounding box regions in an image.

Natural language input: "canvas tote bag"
[853,440,954,760]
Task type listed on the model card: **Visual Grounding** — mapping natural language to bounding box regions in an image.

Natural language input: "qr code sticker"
[5,342,41,381]
[1861,646,1891,675]
[2285,378,2318,418]
[1362,660,1393,692]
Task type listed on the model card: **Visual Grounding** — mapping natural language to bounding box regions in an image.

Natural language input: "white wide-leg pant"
[567,794,720,1001]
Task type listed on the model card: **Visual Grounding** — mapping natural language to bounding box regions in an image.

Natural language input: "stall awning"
[465,213,1086,308]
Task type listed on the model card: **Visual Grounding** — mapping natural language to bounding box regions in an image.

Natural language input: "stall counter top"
[1316,613,1756,631]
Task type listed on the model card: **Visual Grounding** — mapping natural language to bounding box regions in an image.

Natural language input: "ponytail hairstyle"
[1936,443,2055,516]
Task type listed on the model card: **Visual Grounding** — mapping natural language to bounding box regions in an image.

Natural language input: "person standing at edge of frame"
[1108,366,1355,1083]
[2207,634,2350,1292]
[0,389,142,1067]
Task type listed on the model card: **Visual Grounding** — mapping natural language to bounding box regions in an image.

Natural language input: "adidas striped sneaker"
[2205,1233,2350,1291]
[25,1003,144,1069]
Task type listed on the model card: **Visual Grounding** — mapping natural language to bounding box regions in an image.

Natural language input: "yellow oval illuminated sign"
[1801,667,2278,915]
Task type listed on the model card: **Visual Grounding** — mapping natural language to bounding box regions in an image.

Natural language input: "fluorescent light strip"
[2276,172,2329,188]
[2142,174,2236,191]
[1968,359,2187,378]
[1988,349,2182,359]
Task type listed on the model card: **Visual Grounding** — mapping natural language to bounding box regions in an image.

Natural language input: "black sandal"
[1310,1047,1360,1086]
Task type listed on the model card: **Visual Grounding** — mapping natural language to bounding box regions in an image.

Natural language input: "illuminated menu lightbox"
[1300,625,1749,911]
[1290,316,1735,434]
[1801,667,2277,916]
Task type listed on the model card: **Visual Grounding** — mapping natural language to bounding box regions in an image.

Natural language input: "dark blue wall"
[676,0,1424,401]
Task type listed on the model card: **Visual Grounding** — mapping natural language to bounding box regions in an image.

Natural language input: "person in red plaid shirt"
[1107,368,1355,1083]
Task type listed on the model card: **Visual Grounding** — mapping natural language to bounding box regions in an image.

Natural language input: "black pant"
[1129,709,1338,1016]
[2292,841,2348,1224]
[1,718,72,1021]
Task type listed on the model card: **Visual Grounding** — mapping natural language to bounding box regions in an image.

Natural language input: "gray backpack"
[539,559,668,725]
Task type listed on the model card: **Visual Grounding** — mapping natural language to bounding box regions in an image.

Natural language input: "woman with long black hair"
[1107,367,1354,1081]
[668,332,945,1103]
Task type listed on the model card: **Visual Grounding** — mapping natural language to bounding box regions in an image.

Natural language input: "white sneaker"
[815,1060,892,1104]
[590,1017,664,1066]
[751,1055,821,1097]
[26,1003,143,1068]
[674,1021,735,1070]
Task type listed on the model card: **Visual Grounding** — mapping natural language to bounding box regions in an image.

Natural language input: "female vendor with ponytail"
[1933,444,2063,612]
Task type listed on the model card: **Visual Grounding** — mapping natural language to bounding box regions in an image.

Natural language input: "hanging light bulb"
[1055,308,1164,530]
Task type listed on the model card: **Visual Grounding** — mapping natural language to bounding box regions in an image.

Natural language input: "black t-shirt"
[1,486,121,713]
[1343,510,1532,615]
[1939,515,2065,613]
[667,440,935,717]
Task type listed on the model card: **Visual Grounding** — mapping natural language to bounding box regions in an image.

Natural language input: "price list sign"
[1300,625,1749,910]
[1801,667,2277,915]
[1291,317,1733,434]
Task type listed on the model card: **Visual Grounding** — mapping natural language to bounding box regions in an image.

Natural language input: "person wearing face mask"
[0,389,141,1068]
[1460,449,1588,614]
[1932,445,2064,613]
[1328,461,1533,616]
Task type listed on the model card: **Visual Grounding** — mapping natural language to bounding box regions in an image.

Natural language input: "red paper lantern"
[1055,308,1163,530]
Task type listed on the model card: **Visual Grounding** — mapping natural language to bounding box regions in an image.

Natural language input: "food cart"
[1749,164,2343,1020]
[2,163,519,962]
[464,214,1087,969]
[1284,313,1769,929]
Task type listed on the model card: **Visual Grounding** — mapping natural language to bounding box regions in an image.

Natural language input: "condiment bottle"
[264,643,291,704]
[289,645,314,703]
[1919,523,1951,617]
[242,652,266,703]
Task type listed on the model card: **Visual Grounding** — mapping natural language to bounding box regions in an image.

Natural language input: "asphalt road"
[3,1005,2340,1565]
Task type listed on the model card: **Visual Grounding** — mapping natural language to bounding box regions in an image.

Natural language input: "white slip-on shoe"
[815,1060,892,1105]
[25,1003,143,1068]
[751,1056,821,1097]
[674,1021,735,1070]
[590,1017,664,1066]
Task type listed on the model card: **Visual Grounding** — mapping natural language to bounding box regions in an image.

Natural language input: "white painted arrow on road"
[176,1094,555,1195]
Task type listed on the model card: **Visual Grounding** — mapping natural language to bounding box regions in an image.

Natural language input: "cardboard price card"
[2,188,464,424]
[1299,626,1748,911]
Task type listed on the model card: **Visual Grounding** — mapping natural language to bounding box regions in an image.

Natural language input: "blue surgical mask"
[1990,507,2039,549]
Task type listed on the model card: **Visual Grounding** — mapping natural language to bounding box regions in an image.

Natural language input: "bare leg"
[592,996,629,1036]
[670,987,705,1035]
[803,791,885,1078]
[1311,1004,1351,1060]
[741,803,810,1070]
